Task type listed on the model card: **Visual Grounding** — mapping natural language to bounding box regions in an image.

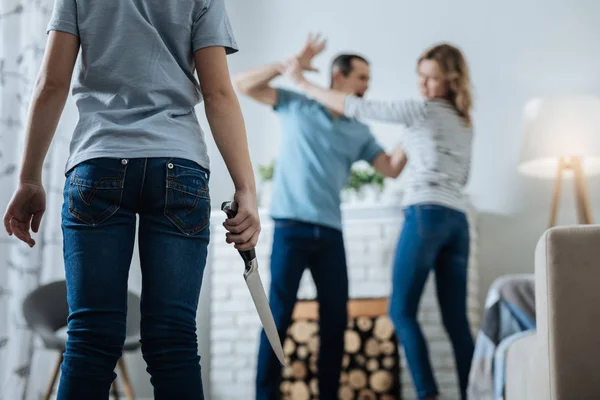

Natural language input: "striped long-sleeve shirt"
[345,96,473,212]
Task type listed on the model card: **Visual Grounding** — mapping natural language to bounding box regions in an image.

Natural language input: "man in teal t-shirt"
[235,35,406,400]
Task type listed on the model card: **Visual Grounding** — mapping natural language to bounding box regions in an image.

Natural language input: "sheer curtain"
[0,1,73,398]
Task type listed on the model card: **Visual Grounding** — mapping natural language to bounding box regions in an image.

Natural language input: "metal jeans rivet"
[121,159,128,165]
[167,163,174,169]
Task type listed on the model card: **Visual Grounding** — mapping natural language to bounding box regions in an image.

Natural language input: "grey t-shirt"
[47,0,238,173]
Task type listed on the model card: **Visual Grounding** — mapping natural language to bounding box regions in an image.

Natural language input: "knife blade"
[221,201,286,366]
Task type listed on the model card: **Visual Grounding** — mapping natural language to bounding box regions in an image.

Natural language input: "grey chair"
[23,280,141,400]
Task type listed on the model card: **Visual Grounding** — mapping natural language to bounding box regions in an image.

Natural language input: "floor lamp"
[518,95,600,228]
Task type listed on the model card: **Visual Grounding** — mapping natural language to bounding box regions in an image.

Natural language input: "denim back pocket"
[164,159,211,236]
[68,158,127,226]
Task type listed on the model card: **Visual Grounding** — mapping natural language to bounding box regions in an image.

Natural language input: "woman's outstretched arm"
[283,58,426,126]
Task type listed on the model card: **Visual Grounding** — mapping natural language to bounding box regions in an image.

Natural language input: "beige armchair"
[505,225,600,399]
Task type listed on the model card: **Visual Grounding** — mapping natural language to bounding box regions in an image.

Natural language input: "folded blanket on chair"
[467,274,535,400]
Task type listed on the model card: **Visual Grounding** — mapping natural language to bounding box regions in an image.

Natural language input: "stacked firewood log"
[280,299,400,400]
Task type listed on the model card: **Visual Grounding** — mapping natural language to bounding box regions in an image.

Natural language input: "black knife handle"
[221,201,257,262]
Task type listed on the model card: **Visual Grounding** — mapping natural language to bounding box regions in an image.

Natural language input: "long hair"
[419,43,473,126]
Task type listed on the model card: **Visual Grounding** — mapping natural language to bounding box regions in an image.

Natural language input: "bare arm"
[3,31,79,246]
[20,31,79,183]
[234,33,326,107]
[233,62,281,106]
[195,46,259,250]
[371,145,407,178]
[196,47,255,192]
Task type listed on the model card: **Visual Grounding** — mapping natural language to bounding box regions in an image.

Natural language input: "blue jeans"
[256,219,348,400]
[389,204,474,400]
[57,157,210,400]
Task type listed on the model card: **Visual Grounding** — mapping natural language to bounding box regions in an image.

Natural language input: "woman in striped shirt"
[283,43,474,400]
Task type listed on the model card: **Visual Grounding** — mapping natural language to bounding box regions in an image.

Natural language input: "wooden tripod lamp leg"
[549,157,566,228]
[111,378,120,400]
[118,357,135,400]
[44,352,64,400]
[571,156,594,224]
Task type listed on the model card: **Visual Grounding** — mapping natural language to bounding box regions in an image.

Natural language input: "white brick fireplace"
[207,204,480,400]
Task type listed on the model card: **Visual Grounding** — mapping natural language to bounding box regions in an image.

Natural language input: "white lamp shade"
[518,95,600,178]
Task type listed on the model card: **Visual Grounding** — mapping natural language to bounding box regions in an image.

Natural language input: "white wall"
[217,0,600,309]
